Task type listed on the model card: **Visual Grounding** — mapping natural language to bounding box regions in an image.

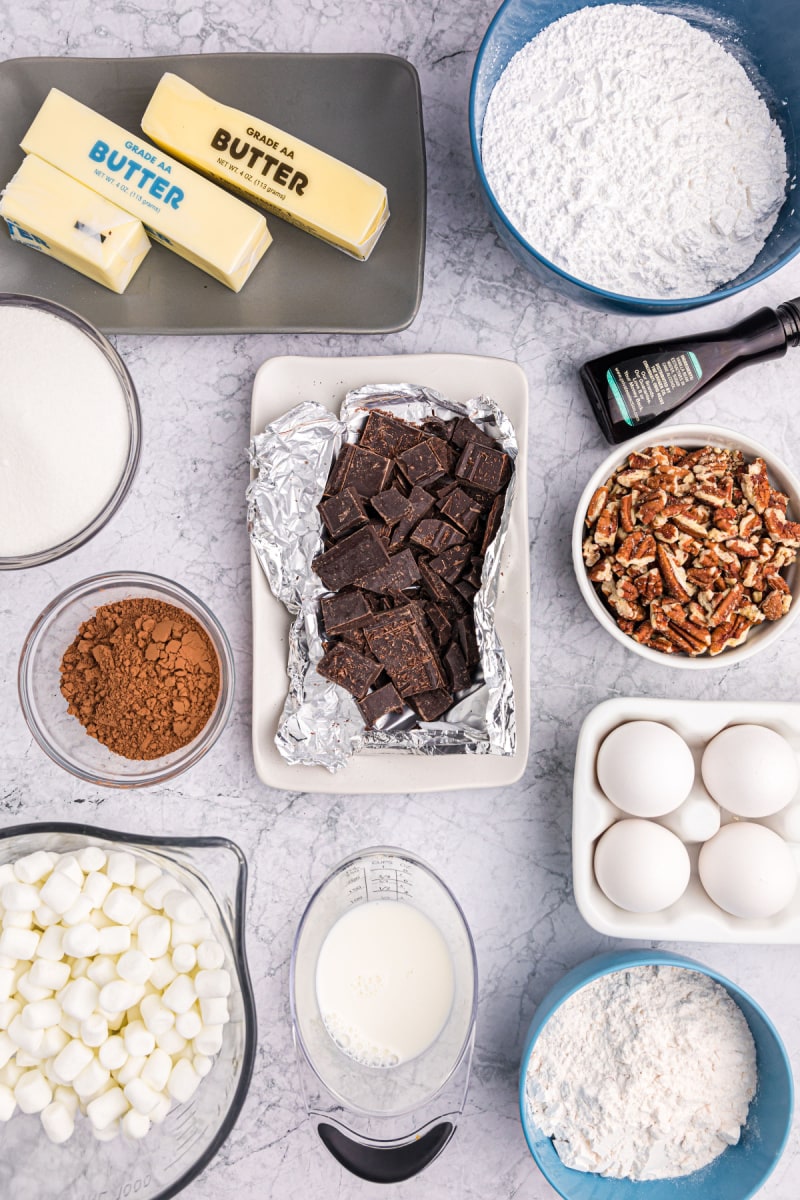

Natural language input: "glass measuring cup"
[291,846,478,1183]
[0,822,256,1200]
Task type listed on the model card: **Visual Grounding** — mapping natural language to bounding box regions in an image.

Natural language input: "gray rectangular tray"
[0,54,426,334]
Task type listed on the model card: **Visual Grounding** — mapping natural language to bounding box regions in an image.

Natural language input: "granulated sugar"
[481,4,788,298]
[0,304,131,558]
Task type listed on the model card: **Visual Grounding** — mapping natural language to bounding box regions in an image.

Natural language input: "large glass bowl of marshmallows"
[469,0,800,312]
[0,824,255,1200]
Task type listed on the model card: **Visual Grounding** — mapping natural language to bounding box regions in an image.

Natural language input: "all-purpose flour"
[482,5,788,298]
[525,966,757,1180]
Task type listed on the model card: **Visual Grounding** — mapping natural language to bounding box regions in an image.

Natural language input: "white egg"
[594,819,691,913]
[701,725,798,818]
[698,822,797,919]
[596,721,694,817]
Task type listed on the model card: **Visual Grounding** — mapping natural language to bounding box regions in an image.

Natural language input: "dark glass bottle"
[581,298,800,444]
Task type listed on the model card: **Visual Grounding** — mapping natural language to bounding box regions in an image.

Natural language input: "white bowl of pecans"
[573,425,800,667]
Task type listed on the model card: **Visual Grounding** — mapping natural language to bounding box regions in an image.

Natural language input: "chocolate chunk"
[356,548,421,595]
[450,416,498,450]
[463,556,484,589]
[312,524,390,591]
[421,416,452,441]
[316,642,382,699]
[371,486,412,527]
[424,601,453,647]
[455,441,512,495]
[357,682,405,728]
[418,558,452,604]
[429,477,459,500]
[429,542,471,584]
[444,642,471,692]
[364,603,445,696]
[324,441,393,497]
[455,614,480,667]
[410,689,452,721]
[480,493,505,555]
[321,589,373,636]
[391,485,436,545]
[339,627,369,652]
[359,410,426,457]
[455,579,478,604]
[439,487,483,536]
[397,437,453,487]
[318,487,369,539]
[410,519,466,554]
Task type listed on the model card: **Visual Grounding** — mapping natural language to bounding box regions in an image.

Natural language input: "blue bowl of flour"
[469,0,800,313]
[518,950,793,1200]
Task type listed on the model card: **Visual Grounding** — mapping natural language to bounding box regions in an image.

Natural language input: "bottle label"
[606,350,703,426]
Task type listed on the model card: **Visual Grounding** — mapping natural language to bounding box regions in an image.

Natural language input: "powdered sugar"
[481,4,788,298]
[525,965,757,1180]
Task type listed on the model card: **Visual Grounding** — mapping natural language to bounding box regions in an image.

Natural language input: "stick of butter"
[141,73,389,262]
[20,88,272,292]
[0,154,151,293]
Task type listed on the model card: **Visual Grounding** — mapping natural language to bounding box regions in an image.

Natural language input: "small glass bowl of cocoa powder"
[18,572,234,786]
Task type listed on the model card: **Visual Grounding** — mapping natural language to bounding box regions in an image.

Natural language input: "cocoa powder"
[60,597,221,760]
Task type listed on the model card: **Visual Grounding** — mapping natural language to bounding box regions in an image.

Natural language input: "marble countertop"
[2,1,800,1197]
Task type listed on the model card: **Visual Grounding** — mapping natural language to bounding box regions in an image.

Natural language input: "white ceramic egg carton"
[573,697,800,943]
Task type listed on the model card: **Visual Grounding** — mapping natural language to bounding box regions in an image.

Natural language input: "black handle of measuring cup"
[316,1120,456,1184]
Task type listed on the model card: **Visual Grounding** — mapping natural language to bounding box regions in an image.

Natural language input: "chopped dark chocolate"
[439,487,483,535]
[423,601,453,647]
[363,603,446,696]
[312,524,390,591]
[421,416,452,441]
[318,486,369,539]
[397,439,448,487]
[463,556,484,589]
[356,548,421,595]
[357,682,405,728]
[316,642,383,699]
[455,441,511,495]
[429,478,459,500]
[455,579,478,604]
[410,689,453,721]
[480,493,505,555]
[418,558,452,604]
[450,416,498,450]
[321,589,373,636]
[371,486,412,527]
[359,410,426,458]
[455,613,480,667]
[338,627,369,652]
[444,642,471,692]
[410,519,466,554]
[429,542,471,584]
[324,441,393,497]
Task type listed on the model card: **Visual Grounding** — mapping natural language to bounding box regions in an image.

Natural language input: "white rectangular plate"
[249,354,530,794]
[573,697,800,943]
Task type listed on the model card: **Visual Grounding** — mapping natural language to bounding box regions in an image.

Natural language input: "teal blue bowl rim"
[468,0,800,312]
[518,949,794,1198]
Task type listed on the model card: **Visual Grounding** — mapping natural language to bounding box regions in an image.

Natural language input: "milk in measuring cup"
[315,900,455,1067]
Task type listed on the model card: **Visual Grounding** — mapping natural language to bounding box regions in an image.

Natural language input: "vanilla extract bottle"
[581,298,800,444]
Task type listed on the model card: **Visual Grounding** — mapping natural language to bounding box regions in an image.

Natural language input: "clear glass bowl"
[0,293,141,569]
[18,572,235,786]
[0,823,256,1200]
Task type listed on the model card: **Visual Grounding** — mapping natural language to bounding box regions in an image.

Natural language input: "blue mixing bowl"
[519,950,793,1200]
[469,0,800,313]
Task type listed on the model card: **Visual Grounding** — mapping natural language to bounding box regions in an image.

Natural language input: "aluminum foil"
[247,384,518,772]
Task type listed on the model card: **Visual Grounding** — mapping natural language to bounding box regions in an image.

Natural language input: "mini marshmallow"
[76,846,107,874]
[134,861,162,892]
[140,1047,172,1093]
[14,1068,52,1114]
[93,1119,121,1141]
[123,1020,155,1059]
[0,998,21,1027]
[2,883,42,911]
[175,1010,202,1041]
[195,969,232,1000]
[156,1028,187,1056]
[167,1058,201,1104]
[115,1055,145,1086]
[13,852,53,885]
[106,852,137,887]
[53,856,83,886]
[39,872,81,916]
[148,955,177,991]
[61,978,100,1021]
[193,1025,224,1057]
[140,994,175,1037]
[53,1084,79,1116]
[170,919,213,948]
[124,1076,160,1116]
[35,926,65,962]
[102,888,141,927]
[83,871,113,909]
[99,981,144,1014]
[14,1051,42,1068]
[8,1015,44,1056]
[117,950,153,986]
[53,1039,94,1083]
[162,975,196,1015]
[199,998,229,1027]
[62,923,100,958]
[136,915,171,960]
[28,959,70,991]
[40,1026,69,1059]
[81,1014,109,1048]
[0,1083,16,1121]
[17,972,51,1004]
[86,956,117,988]
[41,1098,75,1143]
[58,1014,81,1039]
[193,1053,213,1079]
[0,968,15,1004]
[3,911,34,930]
[73,1058,111,1101]
[61,894,94,927]
[196,940,225,971]
[171,944,197,974]
[0,927,40,960]
[143,874,178,911]
[122,1107,151,1139]
[163,890,203,925]
[87,1085,128,1131]
[90,910,112,930]
[33,904,59,929]
[21,999,61,1030]
[98,1035,128,1072]
[97,925,131,956]
[0,1032,17,1069]
[149,1093,173,1125]
[69,957,91,979]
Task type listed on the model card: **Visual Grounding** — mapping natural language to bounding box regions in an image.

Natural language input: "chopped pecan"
[619,493,635,532]
[708,583,744,628]
[594,502,619,547]
[656,545,694,602]
[762,590,792,621]
[586,485,609,525]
